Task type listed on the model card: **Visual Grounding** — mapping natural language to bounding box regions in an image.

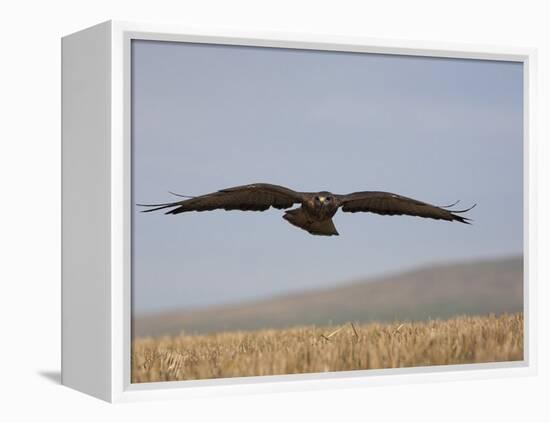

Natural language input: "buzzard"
[138,183,475,236]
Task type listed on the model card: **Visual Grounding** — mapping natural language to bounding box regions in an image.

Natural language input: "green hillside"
[134,256,523,337]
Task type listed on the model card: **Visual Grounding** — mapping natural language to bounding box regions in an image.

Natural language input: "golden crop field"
[131,313,523,383]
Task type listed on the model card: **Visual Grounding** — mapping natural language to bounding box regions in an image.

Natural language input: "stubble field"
[131,313,523,383]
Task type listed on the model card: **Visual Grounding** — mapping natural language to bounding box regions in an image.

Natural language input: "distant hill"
[133,256,523,337]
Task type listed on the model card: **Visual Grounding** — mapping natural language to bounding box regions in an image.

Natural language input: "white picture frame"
[61,20,537,403]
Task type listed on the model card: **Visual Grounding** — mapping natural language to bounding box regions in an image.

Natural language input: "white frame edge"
[62,20,538,403]
[62,22,112,401]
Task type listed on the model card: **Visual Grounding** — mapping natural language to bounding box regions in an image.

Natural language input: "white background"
[0,1,547,421]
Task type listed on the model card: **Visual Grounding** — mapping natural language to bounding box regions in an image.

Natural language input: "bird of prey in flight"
[138,183,475,236]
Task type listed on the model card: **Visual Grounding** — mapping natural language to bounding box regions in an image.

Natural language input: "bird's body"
[283,191,340,235]
[138,183,475,236]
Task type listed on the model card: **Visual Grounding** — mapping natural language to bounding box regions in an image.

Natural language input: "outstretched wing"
[337,191,475,223]
[138,183,304,215]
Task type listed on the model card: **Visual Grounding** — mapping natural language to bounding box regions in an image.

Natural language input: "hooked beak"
[319,196,326,204]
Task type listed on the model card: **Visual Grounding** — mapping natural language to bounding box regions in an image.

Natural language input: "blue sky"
[131,40,523,315]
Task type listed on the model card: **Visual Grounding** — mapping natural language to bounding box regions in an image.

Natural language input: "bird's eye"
[315,196,320,201]
[326,197,332,202]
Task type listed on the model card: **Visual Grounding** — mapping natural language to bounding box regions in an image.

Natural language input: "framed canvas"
[61,20,537,402]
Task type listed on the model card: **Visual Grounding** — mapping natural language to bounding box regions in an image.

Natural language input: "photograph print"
[131,39,524,383]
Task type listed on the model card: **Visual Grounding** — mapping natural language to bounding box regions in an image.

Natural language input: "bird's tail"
[283,207,339,236]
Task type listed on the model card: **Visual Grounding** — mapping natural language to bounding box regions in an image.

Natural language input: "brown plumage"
[138,183,475,236]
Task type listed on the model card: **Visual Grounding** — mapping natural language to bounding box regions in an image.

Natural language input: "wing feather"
[338,191,475,223]
[137,183,304,215]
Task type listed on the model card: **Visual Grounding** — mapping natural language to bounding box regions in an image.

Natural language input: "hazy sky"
[132,40,523,315]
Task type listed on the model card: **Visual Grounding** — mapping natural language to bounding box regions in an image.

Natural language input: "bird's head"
[314,192,335,209]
